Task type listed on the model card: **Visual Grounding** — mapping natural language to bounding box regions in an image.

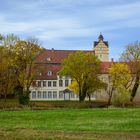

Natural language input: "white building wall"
[30,76,79,101]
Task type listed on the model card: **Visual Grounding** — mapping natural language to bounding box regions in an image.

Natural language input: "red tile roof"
[35,49,95,63]
[34,49,114,80]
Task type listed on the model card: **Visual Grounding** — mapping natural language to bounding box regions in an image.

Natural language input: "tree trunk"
[131,75,139,102]
[108,86,114,105]
[87,93,91,102]
[4,92,7,102]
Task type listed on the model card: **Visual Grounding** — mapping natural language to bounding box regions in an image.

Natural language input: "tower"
[94,33,109,61]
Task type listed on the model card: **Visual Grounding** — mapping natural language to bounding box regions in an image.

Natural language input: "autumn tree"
[120,42,140,101]
[0,34,19,101]
[0,34,42,104]
[69,77,105,101]
[59,51,102,102]
[107,63,131,105]
[13,38,42,104]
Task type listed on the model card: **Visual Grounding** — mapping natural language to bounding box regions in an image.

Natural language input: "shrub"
[112,87,130,107]
[18,90,30,105]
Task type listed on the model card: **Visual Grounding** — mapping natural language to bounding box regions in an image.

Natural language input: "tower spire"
[98,32,104,41]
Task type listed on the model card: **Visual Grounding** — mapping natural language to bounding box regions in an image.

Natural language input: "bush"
[18,90,30,105]
[112,87,130,107]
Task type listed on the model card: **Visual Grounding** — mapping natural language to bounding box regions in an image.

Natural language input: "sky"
[0,0,140,60]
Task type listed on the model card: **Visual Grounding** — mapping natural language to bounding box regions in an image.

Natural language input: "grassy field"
[0,108,140,140]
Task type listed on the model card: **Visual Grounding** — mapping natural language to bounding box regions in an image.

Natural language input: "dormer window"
[47,71,52,76]
[47,57,51,61]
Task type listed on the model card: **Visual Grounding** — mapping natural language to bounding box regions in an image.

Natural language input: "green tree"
[120,42,140,101]
[107,63,131,105]
[60,51,101,102]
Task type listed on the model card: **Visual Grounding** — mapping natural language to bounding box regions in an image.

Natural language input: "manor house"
[30,34,140,102]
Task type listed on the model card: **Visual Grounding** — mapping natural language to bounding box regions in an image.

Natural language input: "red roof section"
[35,49,95,63]
[34,49,114,80]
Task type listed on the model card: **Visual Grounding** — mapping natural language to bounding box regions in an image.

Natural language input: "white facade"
[30,76,79,101]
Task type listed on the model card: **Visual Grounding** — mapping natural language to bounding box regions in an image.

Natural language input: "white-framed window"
[46,57,51,61]
[100,54,102,58]
[48,81,52,87]
[43,91,47,98]
[32,91,36,99]
[48,91,52,99]
[53,81,57,87]
[59,91,63,98]
[47,71,52,76]
[65,80,69,87]
[76,94,79,98]
[70,93,75,98]
[43,81,46,87]
[59,80,63,87]
[38,81,41,87]
[37,91,41,98]
[53,91,57,98]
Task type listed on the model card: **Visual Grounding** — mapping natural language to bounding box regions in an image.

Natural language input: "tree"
[69,77,105,101]
[0,34,19,101]
[13,38,42,104]
[0,34,43,104]
[120,42,140,101]
[107,63,131,105]
[59,51,101,102]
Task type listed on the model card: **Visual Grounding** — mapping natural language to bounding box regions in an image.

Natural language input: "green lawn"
[0,108,140,140]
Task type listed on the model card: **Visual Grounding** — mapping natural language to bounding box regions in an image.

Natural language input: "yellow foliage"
[68,81,79,94]
[109,63,131,88]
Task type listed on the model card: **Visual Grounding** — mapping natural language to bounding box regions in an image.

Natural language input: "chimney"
[111,58,114,62]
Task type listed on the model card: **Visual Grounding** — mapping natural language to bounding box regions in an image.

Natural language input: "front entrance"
[63,89,71,100]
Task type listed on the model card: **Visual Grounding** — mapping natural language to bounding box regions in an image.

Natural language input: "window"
[48,91,52,99]
[59,80,63,87]
[46,57,51,61]
[59,91,63,98]
[47,71,52,76]
[53,81,57,87]
[37,91,41,98]
[43,91,47,98]
[70,93,75,98]
[32,91,36,99]
[76,94,79,98]
[53,91,57,98]
[48,81,52,87]
[38,81,41,87]
[100,54,102,58]
[43,81,46,87]
[65,80,69,87]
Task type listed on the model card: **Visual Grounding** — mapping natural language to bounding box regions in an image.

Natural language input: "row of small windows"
[31,91,76,99]
[37,80,70,87]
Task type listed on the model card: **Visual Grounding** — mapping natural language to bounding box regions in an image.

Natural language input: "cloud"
[0,0,140,60]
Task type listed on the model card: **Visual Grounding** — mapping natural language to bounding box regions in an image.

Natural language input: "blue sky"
[0,0,140,60]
